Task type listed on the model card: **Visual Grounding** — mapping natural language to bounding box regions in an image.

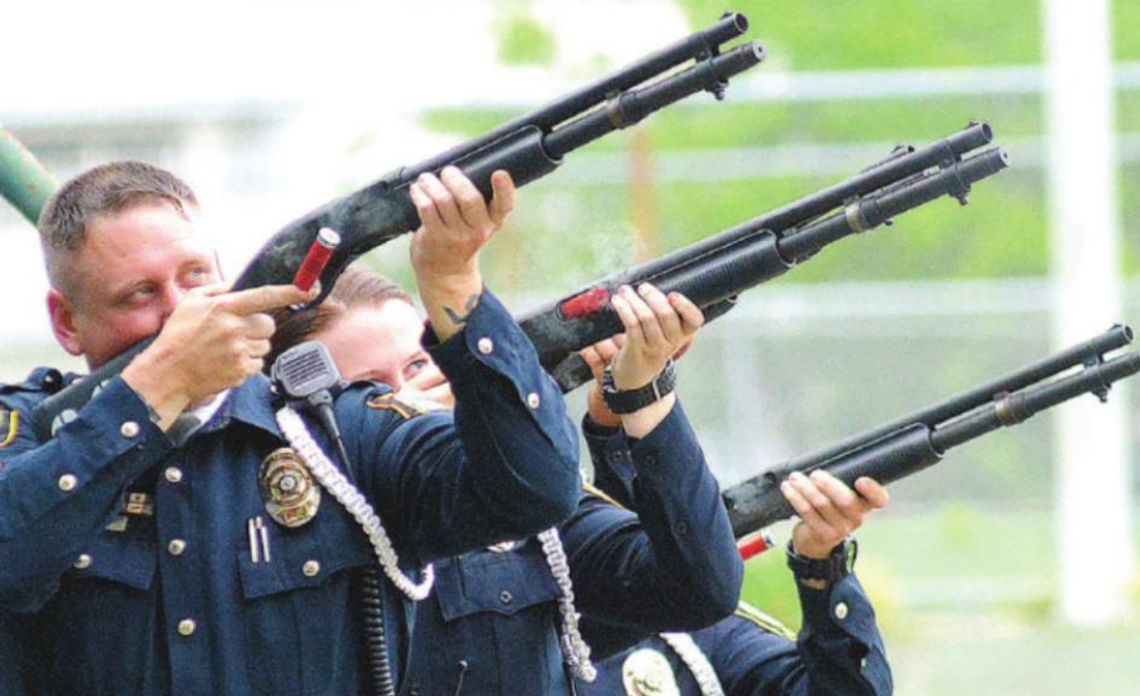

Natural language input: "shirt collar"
[202,373,284,438]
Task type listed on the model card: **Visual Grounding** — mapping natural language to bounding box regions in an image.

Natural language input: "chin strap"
[276,406,434,601]
[537,526,596,682]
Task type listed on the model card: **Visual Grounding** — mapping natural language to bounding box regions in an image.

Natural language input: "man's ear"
[48,289,84,356]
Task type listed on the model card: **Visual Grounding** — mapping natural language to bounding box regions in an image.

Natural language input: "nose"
[159,284,190,319]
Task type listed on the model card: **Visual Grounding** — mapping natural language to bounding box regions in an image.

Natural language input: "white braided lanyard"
[276,406,434,601]
[659,632,725,696]
[536,526,596,683]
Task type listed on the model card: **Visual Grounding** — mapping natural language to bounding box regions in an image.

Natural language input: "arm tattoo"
[443,294,480,327]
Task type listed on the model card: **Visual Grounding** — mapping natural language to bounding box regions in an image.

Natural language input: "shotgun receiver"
[31,13,764,439]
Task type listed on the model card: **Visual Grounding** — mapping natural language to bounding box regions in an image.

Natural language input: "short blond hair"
[38,161,198,298]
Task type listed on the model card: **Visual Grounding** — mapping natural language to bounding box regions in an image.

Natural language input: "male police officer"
[0,161,581,695]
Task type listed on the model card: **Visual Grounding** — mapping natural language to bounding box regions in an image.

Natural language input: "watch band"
[601,359,677,415]
[786,538,851,586]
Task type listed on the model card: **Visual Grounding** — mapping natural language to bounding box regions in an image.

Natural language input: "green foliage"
[676,0,1043,69]
[1114,0,1140,59]
[493,9,557,66]
[739,548,802,629]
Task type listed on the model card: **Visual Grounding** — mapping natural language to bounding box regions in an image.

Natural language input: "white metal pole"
[1043,0,1133,624]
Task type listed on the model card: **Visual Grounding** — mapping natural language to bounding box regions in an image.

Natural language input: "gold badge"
[622,648,680,696]
[259,448,321,528]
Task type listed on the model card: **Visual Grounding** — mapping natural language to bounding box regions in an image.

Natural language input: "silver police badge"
[259,448,320,528]
[622,647,680,696]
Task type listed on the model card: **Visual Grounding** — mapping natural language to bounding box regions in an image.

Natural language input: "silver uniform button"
[302,560,321,577]
[168,539,187,556]
[73,554,92,570]
[164,467,183,484]
[177,619,196,636]
[477,337,494,355]
[526,392,541,409]
[834,602,849,620]
[58,474,78,492]
[120,421,140,438]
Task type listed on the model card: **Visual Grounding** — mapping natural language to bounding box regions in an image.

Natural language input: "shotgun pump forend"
[526,122,1009,392]
[30,13,765,441]
[721,325,1140,538]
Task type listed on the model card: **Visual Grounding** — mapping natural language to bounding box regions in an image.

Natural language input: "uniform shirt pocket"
[236,508,373,696]
[434,540,562,621]
[42,532,159,693]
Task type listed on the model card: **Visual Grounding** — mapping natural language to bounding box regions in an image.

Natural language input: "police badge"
[259,448,321,528]
[622,647,680,696]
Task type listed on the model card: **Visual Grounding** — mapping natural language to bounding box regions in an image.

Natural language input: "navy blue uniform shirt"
[581,418,892,695]
[581,575,892,695]
[398,402,743,695]
[0,368,74,696]
[0,290,581,696]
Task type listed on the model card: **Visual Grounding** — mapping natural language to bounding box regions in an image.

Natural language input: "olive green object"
[0,126,58,225]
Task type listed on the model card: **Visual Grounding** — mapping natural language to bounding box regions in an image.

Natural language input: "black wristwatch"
[601,359,678,415]
[786,538,852,587]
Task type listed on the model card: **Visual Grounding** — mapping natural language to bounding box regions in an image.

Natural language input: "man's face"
[311,301,455,409]
[49,201,222,369]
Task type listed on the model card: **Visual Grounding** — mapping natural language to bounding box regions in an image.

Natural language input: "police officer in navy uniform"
[0,161,582,695]
[578,411,894,695]
[267,266,745,695]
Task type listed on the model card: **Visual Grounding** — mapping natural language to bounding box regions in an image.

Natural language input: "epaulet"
[582,481,626,510]
[734,601,795,641]
[366,391,433,420]
[0,367,67,396]
[0,407,18,449]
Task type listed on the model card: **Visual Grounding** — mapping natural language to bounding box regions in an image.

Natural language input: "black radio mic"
[271,340,353,483]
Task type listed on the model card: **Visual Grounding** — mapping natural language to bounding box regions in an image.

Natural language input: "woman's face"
[311,301,455,409]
